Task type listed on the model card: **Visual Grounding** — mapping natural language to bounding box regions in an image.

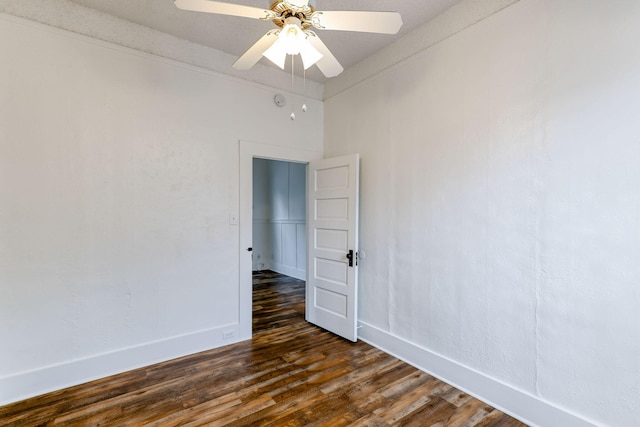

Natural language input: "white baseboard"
[357,321,598,427]
[269,262,306,281]
[0,323,242,406]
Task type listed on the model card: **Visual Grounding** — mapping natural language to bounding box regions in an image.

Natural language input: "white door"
[306,154,359,342]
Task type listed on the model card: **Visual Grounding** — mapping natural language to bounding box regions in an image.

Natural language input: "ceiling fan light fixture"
[263,17,322,70]
[279,19,306,55]
[300,40,323,70]
[262,40,288,69]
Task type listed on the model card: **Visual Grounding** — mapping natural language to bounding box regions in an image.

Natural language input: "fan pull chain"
[290,56,296,121]
[302,67,308,113]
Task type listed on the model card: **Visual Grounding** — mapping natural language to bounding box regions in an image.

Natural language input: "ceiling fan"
[174,0,403,78]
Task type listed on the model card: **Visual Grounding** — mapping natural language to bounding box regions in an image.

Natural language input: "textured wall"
[0,14,321,403]
[324,0,640,425]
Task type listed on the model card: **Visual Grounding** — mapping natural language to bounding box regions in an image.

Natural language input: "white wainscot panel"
[296,223,306,271]
[269,219,306,280]
[282,223,297,267]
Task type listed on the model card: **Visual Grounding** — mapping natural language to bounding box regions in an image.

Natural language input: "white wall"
[0,14,321,404]
[324,1,640,426]
[252,159,306,279]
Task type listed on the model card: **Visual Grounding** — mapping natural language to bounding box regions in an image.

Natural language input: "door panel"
[307,154,359,342]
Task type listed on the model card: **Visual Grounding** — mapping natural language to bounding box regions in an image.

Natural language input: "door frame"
[238,140,322,340]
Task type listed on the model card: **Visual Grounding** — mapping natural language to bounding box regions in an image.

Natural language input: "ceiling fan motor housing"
[270,1,314,29]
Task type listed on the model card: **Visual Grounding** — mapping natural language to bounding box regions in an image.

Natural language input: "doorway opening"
[239,143,360,342]
[238,141,321,340]
[251,158,307,281]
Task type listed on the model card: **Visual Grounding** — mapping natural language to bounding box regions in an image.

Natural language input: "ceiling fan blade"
[233,30,279,70]
[306,32,343,78]
[311,11,403,34]
[174,0,274,20]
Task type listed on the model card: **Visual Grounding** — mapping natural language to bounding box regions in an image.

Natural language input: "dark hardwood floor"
[1,271,527,426]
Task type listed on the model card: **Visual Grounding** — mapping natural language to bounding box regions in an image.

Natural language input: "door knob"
[346,250,354,267]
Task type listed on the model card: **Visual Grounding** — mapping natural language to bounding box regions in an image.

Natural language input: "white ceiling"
[67,0,464,82]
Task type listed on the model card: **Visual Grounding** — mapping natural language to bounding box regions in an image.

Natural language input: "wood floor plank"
[237,389,327,427]
[0,271,528,426]
[144,392,243,427]
[398,396,459,426]
[374,378,455,425]
[185,393,275,427]
[350,413,391,427]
